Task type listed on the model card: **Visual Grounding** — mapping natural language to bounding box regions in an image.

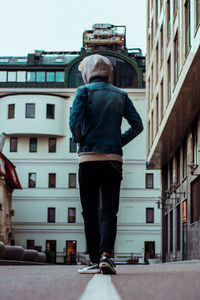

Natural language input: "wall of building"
[0,178,12,244]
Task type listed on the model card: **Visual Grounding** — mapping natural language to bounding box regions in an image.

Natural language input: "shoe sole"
[99,262,116,275]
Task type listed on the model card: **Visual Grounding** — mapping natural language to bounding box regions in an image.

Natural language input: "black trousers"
[78,160,122,263]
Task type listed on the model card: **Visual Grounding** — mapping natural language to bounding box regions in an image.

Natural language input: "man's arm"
[69,87,87,143]
[121,94,144,147]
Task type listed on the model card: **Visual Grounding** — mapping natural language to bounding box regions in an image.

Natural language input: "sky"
[0,0,146,56]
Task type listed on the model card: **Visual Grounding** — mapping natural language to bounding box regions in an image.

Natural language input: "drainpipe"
[0,133,7,152]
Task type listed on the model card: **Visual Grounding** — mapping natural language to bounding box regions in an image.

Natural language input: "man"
[69,54,143,274]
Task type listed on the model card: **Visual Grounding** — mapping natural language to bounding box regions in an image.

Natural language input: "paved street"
[0,261,200,300]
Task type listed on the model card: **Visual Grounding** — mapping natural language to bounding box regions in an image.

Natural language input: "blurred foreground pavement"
[0,260,200,300]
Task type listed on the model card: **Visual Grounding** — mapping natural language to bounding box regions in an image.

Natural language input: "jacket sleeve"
[69,87,87,143]
[121,94,144,147]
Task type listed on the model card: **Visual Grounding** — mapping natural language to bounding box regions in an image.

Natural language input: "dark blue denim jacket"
[69,78,143,155]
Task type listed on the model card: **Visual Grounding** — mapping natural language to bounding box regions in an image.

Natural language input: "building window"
[69,138,77,153]
[69,173,76,188]
[146,173,154,189]
[29,138,37,153]
[174,32,179,85]
[7,71,16,82]
[10,137,18,152]
[49,138,56,153]
[160,80,163,119]
[169,158,173,185]
[182,140,187,178]
[49,173,56,188]
[46,72,55,82]
[191,176,200,223]
[160,26,163,66]
[192,123,198,165]
[167,0,171,39]
[26,103,35,118]
[156,95,159,133]
[151,110,154,145]
[176,204,181,251]
[27,240,35,249]
[68,208,76,223]
[196,0,200,28]
[27,71,36,82]
[146,208,154,223]
[185,0,191,56]
[0,71,7,82]
[48,207,56,223]
[17,71,26,82]
[46,104,55,119]
[170,211,173,252]
[167,55,171,102]
[8,104,15,119]
[29,173,36,188]
[155,45,159,83]
[173,0,178,16]
[55,72,64,82]
[148,121,150,152]
[36,71,45,82]
[176,148,180,184]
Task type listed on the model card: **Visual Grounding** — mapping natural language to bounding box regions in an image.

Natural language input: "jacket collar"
[89,76,109,83]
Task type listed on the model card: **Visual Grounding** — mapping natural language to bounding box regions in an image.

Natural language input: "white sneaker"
[78,263,101,274]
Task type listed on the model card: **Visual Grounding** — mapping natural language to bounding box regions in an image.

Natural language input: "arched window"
[67,54,139,88]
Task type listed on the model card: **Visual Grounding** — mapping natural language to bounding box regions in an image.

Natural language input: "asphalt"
[0,260,200,300]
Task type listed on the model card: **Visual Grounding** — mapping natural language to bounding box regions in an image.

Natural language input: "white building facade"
[0,34,161,263]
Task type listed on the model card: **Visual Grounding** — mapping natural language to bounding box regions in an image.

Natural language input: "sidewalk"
[0,260,200,300]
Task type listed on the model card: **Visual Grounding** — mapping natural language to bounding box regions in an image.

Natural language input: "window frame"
[8,104,15,119]
[68,207,76,223]
[29,137,37,153]
[48,138,57,153]
[10,137,18,152]
[48,173,56,188]
[47,207,56,223]
[145,173,154,189]
[25,103,35,119]
[146,207,154,223]
[46,104,55,119]
[28,172,36,188]
[69,173,76,188]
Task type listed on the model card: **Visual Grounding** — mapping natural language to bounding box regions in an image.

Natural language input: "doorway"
[144,241,155,263]
[66,240,77,264]
[46,240,57,263]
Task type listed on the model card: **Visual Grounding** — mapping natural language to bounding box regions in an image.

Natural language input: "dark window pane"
[49,138,56,153]
[48,208,55,223]
[27,240,35,249]
[46,72,55,82]
[146,173,154,188]
[46,104,55,119]
[69,138,77,153]
[26,103,35,118]
[69,173,76,188]
[10,137,18,152]
[8,104,15,119]
[68,208,76,223]
[29,173,36,188]
[146,208,154,223]
[49,173,56,188]
[30,138,37,152]
[68,55,138,88]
